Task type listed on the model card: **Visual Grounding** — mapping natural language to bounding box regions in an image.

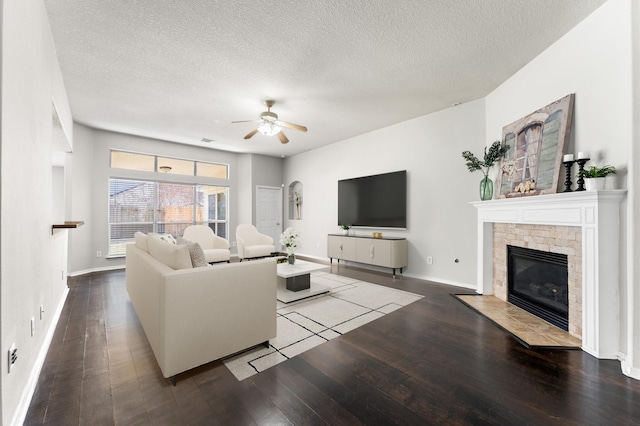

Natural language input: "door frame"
[255,185,283,251]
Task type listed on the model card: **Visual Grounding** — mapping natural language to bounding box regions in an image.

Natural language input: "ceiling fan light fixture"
[257,120,281,136]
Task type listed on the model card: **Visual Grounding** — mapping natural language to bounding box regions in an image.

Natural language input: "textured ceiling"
[44,0,607,157]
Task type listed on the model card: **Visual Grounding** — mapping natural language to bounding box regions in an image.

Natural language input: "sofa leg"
[170,375,177,386]
[262,341,270,348]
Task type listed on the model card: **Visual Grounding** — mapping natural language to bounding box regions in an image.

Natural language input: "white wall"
[485,0,632,176]
[236,154,253,228]
[1,0,71,424]
[234,153,284,227]
[67,124,94,273]
[283,98,486,287]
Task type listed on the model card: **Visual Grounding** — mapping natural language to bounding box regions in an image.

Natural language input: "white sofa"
[125,234,277,384]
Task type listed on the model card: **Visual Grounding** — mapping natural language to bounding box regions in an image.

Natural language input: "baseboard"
[620,354,640,380]
[68,264,125,277]
[304,253,475,290]
[12,286,69,426]
[403,273,476,290]
[69,257,475,291]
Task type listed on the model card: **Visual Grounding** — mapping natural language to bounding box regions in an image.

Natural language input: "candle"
[577,151,590,159]
[563,154,574,162]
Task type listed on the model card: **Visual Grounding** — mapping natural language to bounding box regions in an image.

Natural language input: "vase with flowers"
[280,227,300,264]
[462,140,510,201]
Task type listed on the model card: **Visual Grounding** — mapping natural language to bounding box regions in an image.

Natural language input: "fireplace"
[507,245,569,331]
[473,191,626,360]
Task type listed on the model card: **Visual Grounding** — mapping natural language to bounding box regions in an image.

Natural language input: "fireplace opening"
[507,245,568,331]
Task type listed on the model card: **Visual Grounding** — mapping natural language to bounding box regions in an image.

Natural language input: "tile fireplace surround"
[472,190,626,360]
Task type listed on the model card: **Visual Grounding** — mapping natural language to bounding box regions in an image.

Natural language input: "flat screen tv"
[338,170,407,229]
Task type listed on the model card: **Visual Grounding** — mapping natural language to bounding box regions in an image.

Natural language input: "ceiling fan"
[232,100,307,144]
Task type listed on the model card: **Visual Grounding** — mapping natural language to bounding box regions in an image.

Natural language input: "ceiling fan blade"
[244,128,259,139]
[277,131,289,144]
[275,120,307,132]
[232,119,260,124]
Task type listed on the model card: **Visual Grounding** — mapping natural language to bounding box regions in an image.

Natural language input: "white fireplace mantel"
[472,190,627,359]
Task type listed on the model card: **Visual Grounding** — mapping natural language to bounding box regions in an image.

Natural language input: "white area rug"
[223,271,423,380]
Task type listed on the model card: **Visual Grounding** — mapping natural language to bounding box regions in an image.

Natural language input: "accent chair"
[236,224,276,261]
[183,225,231,263]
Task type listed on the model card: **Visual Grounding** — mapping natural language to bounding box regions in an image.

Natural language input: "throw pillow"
[177,237,209,268]
[147,234,192,270]
[157,233,177,244]
[134,231,148,252]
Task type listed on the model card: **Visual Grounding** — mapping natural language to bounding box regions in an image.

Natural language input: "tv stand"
[327,234,408,276]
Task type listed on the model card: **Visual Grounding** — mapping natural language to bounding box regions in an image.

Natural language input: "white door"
[256,186,283,251]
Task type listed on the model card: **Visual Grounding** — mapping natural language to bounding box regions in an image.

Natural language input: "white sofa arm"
[160,259,276,378]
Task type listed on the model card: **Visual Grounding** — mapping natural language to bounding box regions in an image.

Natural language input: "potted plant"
[462,141,510,200]
[280,227,300,264]
[340,224,351,235]
[579,165,616,190]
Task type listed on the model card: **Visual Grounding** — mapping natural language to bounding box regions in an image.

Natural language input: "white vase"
[342,229,349,235]
[585,178,605,191]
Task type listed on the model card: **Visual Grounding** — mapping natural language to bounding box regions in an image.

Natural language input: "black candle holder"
[562,160,576,192]
[575,158,590,191]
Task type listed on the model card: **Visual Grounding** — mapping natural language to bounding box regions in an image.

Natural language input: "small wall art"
[497,93,575,198]
[288,181,302,220]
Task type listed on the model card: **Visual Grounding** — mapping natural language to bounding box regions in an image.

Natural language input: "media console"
[327,234,408,276]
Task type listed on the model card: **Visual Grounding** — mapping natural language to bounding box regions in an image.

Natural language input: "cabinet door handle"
[340,243,343,253]
[370,245,374,258]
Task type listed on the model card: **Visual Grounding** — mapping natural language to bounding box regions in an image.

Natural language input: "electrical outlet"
[232,241,236,247]
[31,317,35,337]
[96,250,102,258]
[40,305,44,320]
[8,343,17,373]
[427,256,433,265]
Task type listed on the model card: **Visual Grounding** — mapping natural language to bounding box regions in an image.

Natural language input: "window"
[196,162,228,179]
[108,178,229,256]
[110,151,155,171]
[111,150,228,178]
[157,157,194,175]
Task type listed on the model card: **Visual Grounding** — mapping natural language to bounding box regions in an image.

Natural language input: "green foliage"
[340,224,351,230]
[462,141,510,176]
[579,165,616,178]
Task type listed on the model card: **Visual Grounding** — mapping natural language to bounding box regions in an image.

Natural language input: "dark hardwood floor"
[24,264,640,425]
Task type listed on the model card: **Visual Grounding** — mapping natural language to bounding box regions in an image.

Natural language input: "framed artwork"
[497,93,575,198]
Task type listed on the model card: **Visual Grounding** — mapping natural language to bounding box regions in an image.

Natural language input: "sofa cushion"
[134,231,149,252]
[202,249,231,263]
[244,244,275,259]
[177,237,209,268]
[147,234,192,270]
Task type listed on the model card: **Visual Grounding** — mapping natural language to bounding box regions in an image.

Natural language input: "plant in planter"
[578,165,616,190]
[340,224,351,235]
[462,141,510,200]
[280,227,300,264]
